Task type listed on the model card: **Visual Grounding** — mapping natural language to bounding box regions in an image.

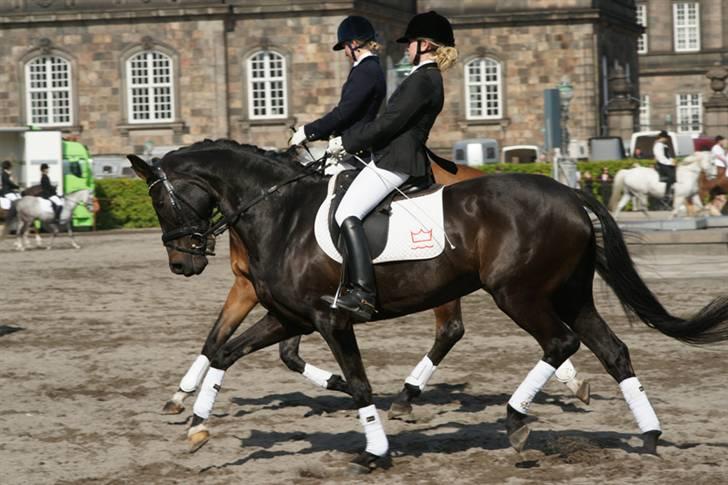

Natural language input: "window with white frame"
[126,50,174,123]
[465,57,502,120]
[637,4,648,54]
[639,95,650,131]
[25,56,72,126]
[676,93,702,133]
[247,50,287,119]
[673,2,700,52]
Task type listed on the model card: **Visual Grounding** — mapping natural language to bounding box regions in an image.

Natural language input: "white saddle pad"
[314,175,446,264]
[0,197,10,210]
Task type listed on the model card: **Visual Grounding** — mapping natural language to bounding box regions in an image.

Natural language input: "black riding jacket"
[342,63,444,178]
[1,169,19,196]
[40,173,56,199]
[304,55,386,142]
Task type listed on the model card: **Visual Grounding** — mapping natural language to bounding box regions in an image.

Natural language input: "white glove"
[289,126,307,146]
[327,136,345,157]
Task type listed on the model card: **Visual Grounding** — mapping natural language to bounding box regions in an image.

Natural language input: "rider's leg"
[324,162,409,321]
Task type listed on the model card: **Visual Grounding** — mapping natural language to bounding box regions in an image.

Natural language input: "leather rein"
[146,156,326,257]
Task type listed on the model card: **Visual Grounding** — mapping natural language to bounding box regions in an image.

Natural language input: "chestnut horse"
[162,157,589,420]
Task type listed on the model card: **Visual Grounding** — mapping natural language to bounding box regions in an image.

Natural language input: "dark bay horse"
[129,140,728,472]
[161,158,589,420]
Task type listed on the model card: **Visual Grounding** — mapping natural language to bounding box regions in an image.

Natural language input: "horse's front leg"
[163,275,258,414]
[46,223,59,250]
[186,311,302,452]
[318,317,389,473]
[68,224,80,249]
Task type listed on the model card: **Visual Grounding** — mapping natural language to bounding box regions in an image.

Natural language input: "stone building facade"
[11,0,711,158]
[0,0,414,155]
[636,0,728,136]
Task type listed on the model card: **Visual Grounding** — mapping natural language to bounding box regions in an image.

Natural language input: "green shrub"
[95,178,159,229]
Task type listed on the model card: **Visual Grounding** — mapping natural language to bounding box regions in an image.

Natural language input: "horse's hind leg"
[569,303,662,454]
[492,290,581,452]
[388,299,465,420]
[279,336,351,394]
[163,275,258,414]
[186,311,302,452]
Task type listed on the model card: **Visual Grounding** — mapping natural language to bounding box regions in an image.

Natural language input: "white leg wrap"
[619,377,661,433]
[508,360,556,415]
[554,359,576,383]
[404,355,437,391]
[192,367,225,420]
[179,355,211,393]
[358,404,388,457]
[302,363,333,388]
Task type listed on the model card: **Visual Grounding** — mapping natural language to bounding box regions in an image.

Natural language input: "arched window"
[25,55,73,126]
[126,50,174,123]
[247,50,287,119]
[465,57,502,120]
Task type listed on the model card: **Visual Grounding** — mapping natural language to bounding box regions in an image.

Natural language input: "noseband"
[146,156,327,257]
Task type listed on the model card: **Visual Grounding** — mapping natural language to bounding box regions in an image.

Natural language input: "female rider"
[290,16,385,149]
[323,11,458,321]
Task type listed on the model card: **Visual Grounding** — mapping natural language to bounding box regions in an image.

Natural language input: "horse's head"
[128,154,215,277]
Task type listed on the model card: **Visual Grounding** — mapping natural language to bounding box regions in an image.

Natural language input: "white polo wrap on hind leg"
[179,355,211,393]
[554,359,576,383]
[302,363,333,388]
[193,367,225,420]
[405,355,437,391]
[619,377,661,433]
[358,404,388,457]
[508,360,556,415]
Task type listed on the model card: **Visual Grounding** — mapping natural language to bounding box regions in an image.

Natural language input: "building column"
[606,65,638,145]
[703,66,728,137]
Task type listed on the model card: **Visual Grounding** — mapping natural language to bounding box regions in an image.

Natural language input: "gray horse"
[2,189,91,251]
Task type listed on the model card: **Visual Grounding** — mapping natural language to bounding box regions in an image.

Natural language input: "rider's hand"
[289,126,307,146]
[327,136,344,157]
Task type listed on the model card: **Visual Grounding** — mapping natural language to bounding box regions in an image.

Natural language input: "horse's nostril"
[170,262,184,273]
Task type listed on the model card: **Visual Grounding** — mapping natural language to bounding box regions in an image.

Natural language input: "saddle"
[327,169,440,259]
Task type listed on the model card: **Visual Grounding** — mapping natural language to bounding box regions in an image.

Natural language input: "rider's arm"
[304,62,378,142]
[654,142,671,165]
[342,72,432,154]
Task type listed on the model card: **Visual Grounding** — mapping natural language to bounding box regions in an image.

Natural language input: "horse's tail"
[608,170,626,211]
[575,189,728,345]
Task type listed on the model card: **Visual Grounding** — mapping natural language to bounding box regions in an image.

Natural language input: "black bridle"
[147,155,327,257]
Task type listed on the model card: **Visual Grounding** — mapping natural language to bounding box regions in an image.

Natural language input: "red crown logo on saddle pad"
[410,228,433,249]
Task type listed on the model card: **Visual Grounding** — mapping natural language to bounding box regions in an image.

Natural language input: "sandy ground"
[1,230,728,484]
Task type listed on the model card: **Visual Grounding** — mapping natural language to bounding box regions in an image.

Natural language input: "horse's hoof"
[388,401,414,421]
[348,452,391,474]
[162,400,185,415]
[187,423,210,453]
[575,380,590,405]
[642,430,661,455]
[508,425,531,452]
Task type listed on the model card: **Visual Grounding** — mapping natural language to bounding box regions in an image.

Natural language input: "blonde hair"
[420,39,458,71]
[360,40,381,54]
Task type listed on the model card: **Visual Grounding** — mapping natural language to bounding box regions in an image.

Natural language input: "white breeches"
[335,161,409,226]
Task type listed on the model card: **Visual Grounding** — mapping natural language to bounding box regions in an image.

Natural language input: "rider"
[322,11,458,321]
[653,130,675,202]
[1,160,20,197]
[711,135,727,179]
[40,163,62,223]
[290,16,386,154]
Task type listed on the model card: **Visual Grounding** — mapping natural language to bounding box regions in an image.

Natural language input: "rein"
[147,155,327,257]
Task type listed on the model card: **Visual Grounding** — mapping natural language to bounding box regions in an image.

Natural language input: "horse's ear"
[127,154,153,180]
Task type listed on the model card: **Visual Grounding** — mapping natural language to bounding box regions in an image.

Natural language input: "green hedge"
[95,178,158,229]
[90,159,649,230]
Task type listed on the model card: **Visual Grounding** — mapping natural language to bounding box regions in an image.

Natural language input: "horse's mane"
[166,138,304,169]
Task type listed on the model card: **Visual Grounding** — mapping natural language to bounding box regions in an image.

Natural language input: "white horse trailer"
[0,128,64,192]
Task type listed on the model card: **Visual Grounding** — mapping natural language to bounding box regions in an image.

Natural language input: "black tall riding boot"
[52,203,62,224]
[323,216,377,321]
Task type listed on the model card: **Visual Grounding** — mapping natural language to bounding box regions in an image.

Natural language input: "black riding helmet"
[396,10,455,47]
[333,16,376,51]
